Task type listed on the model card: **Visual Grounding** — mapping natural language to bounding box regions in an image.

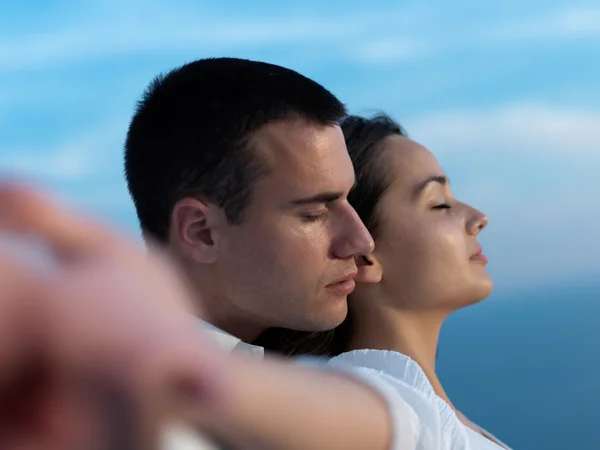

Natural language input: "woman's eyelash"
[432,204,451,210]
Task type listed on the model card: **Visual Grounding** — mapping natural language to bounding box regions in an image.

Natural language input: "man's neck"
[206,316,266,343]
[184,271,267,343]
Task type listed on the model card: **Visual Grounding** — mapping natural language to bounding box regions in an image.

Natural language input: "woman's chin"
[471,276,494,304]
[454,276,494,309]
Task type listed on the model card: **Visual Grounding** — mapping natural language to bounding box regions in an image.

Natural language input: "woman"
[259,113,511,449]
[335,113,510,449]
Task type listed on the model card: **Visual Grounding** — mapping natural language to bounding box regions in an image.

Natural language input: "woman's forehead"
[383,136,444,185]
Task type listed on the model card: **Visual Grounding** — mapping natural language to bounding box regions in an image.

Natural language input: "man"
[124,57,374,354]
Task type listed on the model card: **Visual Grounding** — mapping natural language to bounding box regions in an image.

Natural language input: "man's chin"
[307,303,349,332]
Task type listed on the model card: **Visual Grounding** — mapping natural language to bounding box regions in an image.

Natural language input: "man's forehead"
[250,120,354,196]
[252,119,346,165]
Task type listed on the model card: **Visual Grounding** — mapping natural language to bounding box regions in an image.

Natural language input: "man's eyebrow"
[288,192,344,206]
[413,175,449,197]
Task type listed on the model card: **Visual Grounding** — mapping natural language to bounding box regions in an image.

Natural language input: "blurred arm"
[195,355,395,450]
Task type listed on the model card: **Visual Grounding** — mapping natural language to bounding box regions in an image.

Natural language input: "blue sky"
[1,0,599,289]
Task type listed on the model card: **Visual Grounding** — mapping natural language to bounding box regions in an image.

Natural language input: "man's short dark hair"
[124,57,347,243]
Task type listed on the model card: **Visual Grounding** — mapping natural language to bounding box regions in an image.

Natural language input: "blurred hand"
[0,183,226,449]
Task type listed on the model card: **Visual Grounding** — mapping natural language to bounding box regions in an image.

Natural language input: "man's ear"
[169,197,222,264]
[355,254,383,284]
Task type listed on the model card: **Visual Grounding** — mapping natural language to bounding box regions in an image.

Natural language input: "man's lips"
[327,271,358,285]
[326,272,358,295]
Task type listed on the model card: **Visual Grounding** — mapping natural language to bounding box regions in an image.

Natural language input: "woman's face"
[370,135,492,310]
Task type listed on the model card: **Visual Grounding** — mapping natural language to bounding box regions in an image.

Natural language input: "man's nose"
[331,206,374,259]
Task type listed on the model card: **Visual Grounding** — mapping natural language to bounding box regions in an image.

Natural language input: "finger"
[0,255,46,371]
[0,184,140,260]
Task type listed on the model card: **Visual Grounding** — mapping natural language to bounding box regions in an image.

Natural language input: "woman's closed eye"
[432,203,451,210]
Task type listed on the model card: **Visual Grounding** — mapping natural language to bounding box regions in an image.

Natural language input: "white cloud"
[3,3,599,74]
[0,3,428,72]
[349,39,429,64]
[444,168,600,287]
[0,119,127,180]
[71,187,132,211]
[3,146,92,179]
[477,187,600,287]
[486,5,600,40]
[405,103,600,157]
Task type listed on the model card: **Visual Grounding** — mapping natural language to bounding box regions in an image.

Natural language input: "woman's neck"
[345,300,504,445]
[345,303,456,408]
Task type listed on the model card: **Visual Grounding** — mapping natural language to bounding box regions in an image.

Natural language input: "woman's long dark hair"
[253,113,407,357]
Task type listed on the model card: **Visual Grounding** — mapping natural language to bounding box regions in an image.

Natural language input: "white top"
[328,349,511,450]
[168,322,511,450]
[201,321,265,358]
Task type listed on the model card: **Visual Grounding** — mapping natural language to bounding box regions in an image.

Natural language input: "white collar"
[331,349,461,441]
[331,349,438,399]
[331,349,511,449]
[200,320,264,359]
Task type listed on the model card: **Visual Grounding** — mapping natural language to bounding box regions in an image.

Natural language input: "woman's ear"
[355,254,383,284]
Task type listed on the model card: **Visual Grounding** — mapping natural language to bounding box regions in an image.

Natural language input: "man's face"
[214,120,374,333]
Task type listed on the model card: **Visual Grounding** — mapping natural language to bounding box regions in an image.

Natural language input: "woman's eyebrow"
[413,175,449,198]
